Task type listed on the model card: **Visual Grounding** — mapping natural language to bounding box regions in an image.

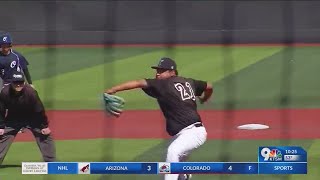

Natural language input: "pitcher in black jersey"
[105,57,213,180]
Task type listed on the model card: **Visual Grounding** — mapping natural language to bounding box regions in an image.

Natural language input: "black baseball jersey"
[0,85,48,129]
[0,50,29,84]
[142,76,207,136]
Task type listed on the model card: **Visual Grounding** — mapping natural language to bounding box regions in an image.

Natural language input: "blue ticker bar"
[90,162,158,174]
[48,162,78,174]
[224,163,258,174]
[170,162,258,174]
[259,162,307,174]
[38,161,307,175]
[23,146,307,175]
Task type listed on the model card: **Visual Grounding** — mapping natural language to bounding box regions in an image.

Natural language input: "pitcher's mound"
[237,124,270,130]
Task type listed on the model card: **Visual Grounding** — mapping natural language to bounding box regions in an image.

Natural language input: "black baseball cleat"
[18,127,26,133]
[184,174,192,180]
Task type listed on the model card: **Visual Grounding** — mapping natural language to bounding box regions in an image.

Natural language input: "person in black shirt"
[0,71,56,165]
[105,57,213,180]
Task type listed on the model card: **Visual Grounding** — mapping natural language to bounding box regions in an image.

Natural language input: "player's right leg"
[164,123,207,180]
[0,127,19,165]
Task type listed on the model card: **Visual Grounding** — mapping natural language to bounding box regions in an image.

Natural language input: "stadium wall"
[1,1,319,44]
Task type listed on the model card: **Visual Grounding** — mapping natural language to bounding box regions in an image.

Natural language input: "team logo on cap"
[159,59,164,65]
[3,36,7,42]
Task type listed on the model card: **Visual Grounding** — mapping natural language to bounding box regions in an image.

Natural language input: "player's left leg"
[178,155,192,180]
[164,123,207,180]
[30,128,56,162]
[178,174,192,180]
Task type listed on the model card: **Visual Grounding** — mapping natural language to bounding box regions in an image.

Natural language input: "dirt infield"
[14,109,320,142]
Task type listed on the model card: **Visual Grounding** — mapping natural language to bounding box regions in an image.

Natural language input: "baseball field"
[0,45,319,180]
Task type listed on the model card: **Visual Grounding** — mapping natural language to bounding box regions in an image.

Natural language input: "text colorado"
[182,166,211,171]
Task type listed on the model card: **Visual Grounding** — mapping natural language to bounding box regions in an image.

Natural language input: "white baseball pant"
[164,122,207,180]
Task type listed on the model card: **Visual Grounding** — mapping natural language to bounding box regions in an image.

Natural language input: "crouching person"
[0,71,56,165]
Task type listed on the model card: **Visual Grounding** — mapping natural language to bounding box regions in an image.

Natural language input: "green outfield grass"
[212,47,320,109]
[16,46,320,110]
[20,46,320,110]
[0,46,319,180]
[25,46,283,110]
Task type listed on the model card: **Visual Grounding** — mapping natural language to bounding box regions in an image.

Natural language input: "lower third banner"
[21,162,307,174]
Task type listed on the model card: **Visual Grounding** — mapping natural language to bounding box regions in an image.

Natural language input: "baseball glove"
[103,93,125,117]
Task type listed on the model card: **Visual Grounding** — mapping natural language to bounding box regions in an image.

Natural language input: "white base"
[237,124,270,130]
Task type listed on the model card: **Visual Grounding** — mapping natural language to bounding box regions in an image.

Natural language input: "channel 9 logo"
[261,147,283,161]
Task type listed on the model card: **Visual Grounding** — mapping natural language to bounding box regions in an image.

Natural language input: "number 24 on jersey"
[174,82,196,101]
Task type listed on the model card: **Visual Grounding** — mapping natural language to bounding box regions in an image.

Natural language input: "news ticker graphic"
[22,162,307,175]
[21,146,307,175]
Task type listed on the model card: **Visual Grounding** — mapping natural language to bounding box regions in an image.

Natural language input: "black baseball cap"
[11,71,25,82]
[151,57,177,70]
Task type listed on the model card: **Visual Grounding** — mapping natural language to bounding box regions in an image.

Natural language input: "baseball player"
[0,33,34,133]
[0,33,33,87]
[105,57,213,180]
[0,70,56,165]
